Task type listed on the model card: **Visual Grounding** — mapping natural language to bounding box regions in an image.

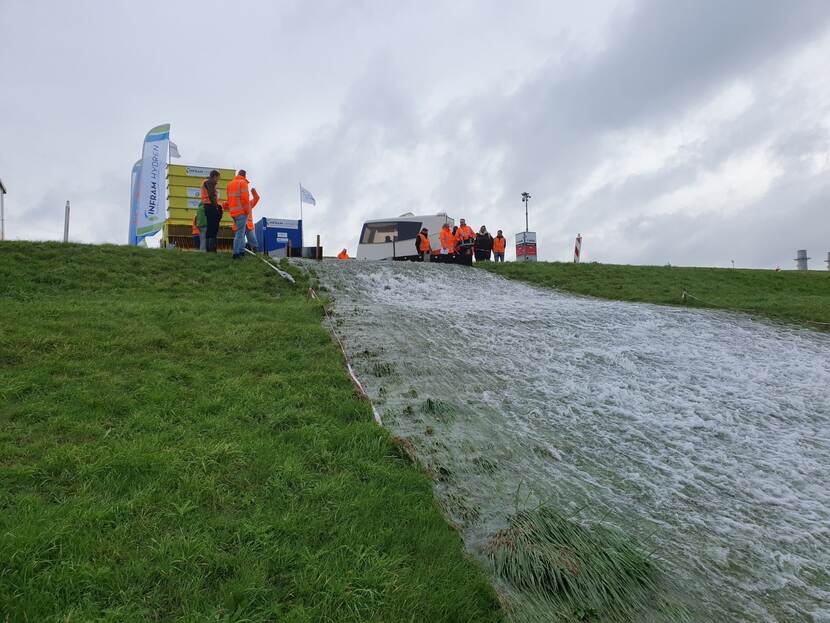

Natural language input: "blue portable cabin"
[254,217,303,255]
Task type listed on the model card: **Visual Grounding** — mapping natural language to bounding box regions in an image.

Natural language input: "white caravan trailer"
[356,213,454,260]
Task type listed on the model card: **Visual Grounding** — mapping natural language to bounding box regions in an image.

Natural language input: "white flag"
[169,141,181,158]
[300,183,316,206]
[135,124,170,242]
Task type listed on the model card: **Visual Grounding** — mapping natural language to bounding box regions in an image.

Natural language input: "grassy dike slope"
[479,261,830,329]
[0,243,500,623]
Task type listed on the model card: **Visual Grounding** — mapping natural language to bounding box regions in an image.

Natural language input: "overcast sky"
[2,0,829,267]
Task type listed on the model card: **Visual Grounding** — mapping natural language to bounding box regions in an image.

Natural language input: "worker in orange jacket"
[416,227,431,262]
[226,170,252,259]
[456,218,475,266]
[493,229,506,262]
[191,216,201,250]
[439,223,455,260]
[230,188,260,253]
[457,219,475,243]
[201,170,222,253]
[337,248,350,259]
[456,219,476,245]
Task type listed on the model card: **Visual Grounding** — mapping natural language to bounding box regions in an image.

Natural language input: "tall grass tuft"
[487,507,689,622]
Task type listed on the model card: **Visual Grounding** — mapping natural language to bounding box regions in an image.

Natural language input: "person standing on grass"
[191,214,202,250]
[232,188,260,253]
[226,169,252,260]
[245,188,260,252]
[201,170,223,253]
[474,225,493,262]
[194,201,207,251]
[493,230,506,262]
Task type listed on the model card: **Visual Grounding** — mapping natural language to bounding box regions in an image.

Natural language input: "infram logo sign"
[266,219,299,229]
[185,166,216,177]
[143,144,161,219]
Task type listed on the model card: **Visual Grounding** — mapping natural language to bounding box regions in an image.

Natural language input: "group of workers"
[416,219,506,265]
[191,175,506,265]
[191,169,259,258]
[335,218,507,263]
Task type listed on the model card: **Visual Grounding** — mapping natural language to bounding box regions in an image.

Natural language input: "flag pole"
[299,182,304,250]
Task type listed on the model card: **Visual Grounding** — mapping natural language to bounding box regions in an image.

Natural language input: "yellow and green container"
[163,164,236,250]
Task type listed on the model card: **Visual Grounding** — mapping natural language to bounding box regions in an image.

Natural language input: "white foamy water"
[311,260,830,622]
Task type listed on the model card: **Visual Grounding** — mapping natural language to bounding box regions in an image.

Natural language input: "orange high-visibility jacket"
[200,178,218,205]
[493,235,506,253]
[457,224,475,241]
[231,189,260,232]
[417,232,431,252]
[337,250,350,260]
[191,215,199,235]
[439,227,455,251]
[249,188,259,226]
[226,175,251,217]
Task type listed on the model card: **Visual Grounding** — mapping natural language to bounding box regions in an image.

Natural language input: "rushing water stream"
[311,260,830,622]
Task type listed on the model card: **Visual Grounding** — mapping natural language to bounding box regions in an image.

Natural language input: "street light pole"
[521,192,531,233]
[63,200,70,243]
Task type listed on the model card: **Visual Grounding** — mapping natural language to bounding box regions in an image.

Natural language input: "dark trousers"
[204,204,222,252]
[475,249,491,262]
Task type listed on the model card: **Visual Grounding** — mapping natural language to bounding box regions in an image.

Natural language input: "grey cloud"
[772,128,830,163]
[508,0,830,133]
[612,172,830,269]
[2,0,830,266]
[462,0,830,206]
[471,0,830,263]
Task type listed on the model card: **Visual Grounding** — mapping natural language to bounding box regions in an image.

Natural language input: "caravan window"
[360,221,422,244]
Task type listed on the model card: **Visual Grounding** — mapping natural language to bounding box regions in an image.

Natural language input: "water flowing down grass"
[479,261,830,330]
[0,242,501,622]
[313,260,830,621]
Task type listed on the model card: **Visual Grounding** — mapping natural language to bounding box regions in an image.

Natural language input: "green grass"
[478,261,830,329]
[0,242,501,622]
[487,508,688,623]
